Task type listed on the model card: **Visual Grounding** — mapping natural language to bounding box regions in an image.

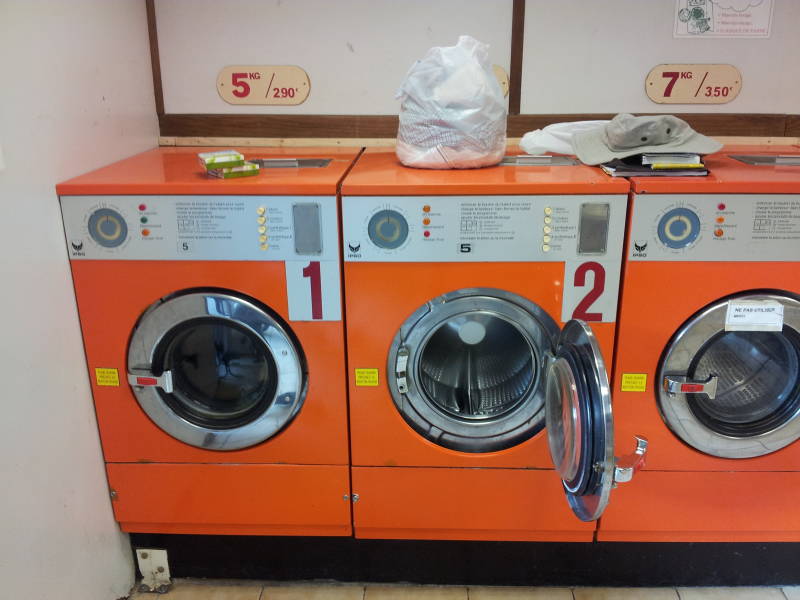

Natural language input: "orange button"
[141,229,150,237]
[714,228,724,237]
[423,218,431,226]
[716,216,725,224]
[422,205,431,213]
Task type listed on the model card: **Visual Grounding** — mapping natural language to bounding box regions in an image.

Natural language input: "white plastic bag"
[520,120,609,156]
[395,36,507,169]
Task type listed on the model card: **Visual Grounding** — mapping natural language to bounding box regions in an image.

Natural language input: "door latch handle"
[663,374,718,399]
[613,436,648,484]
[128,370,174,394]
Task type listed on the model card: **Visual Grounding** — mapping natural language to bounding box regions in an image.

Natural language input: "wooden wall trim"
[509,0,525,115]
[145,0,164,116]
[786,115,800,137]
[159,113,795,140]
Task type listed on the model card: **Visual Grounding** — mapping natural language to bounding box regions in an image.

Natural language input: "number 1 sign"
[217,65,311,105]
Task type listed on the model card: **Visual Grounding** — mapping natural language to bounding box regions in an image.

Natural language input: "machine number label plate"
[561,259,622,323]
[354,369,379,387]
[285,260,342,321]
[725,300,784,331]
[95,368,120,387]
[621,373,648,392]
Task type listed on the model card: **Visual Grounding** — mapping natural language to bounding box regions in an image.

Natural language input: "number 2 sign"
[561,260,621,324]
[217,65,311,106]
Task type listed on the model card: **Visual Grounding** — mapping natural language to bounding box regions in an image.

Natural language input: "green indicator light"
[140,216,148,224]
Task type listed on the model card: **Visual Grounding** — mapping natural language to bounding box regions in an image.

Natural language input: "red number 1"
[302,261,323,320]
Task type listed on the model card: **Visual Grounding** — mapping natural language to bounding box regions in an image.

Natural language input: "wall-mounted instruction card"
[674,0,773,38]
[725,300,784,331]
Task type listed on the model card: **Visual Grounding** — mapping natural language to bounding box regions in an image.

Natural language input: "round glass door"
[128,290,306,450]
[387,288,560,453]
[658,292,800,458]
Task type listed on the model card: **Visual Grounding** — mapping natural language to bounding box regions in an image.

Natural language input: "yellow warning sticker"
[95,368,120,387]
[621,373,647,392]
[354,368,379,387]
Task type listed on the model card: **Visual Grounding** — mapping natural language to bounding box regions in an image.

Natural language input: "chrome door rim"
[546,320,614,522]
[657,292,800,458]
[387,287,560,453]
[128,291,306,450]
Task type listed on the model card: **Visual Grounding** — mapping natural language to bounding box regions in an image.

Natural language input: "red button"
[714,228,724,237]
[138,203,147,211]
[136,377,158,386]
[681,383,704,393]
[717,203,726,211]
[423,230,431,238]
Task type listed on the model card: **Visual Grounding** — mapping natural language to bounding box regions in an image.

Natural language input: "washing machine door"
[545,320,647,521]
[388,288,561,453]
[127,291,306,450]
[658,292,800,458]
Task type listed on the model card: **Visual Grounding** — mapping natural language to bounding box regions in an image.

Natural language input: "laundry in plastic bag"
[395,36,507,169]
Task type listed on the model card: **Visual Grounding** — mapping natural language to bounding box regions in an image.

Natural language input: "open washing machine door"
[545,320,648,521]
[127,290,306,451]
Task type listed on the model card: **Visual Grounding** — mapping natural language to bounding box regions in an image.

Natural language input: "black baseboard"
[130,535,800,587]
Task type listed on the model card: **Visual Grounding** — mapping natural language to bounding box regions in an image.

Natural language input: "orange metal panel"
[345,261,617,469]
[71,260,349,465]
[598,471,800,542]
[108,463,351,536]
[612,260,800,471]
[352,466,594,541]
[56,146,361,196]
[342,150,629,196]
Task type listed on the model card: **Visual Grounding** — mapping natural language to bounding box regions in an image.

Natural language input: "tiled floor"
[130,580,800,599]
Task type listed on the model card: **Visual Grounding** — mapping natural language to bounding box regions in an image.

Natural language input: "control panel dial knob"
[368,209,409,249]
[657,207,701,249]
[88,207,128,248]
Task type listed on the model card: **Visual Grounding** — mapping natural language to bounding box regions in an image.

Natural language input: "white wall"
[522,0,800,114]
[157,0,513,114]
[156,0,797,117]
[0,2,158,599]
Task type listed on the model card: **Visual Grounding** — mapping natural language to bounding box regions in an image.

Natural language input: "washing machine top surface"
[632,145,800,194]
[57,146,361,196]
[341,148,629,196]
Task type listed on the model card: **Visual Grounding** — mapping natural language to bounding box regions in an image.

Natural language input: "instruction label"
[621,373,648,392]
[354,368,379,387]
[95,368,120,387]
[752,199,800,241]
[725,300,784,331]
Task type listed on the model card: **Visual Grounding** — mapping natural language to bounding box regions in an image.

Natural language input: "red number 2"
[572,262,606,322]
[301,261,323,320]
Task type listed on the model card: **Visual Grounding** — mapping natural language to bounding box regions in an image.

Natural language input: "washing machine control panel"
[60,195,340,261]
[629,193,800,261]
[342,195,628,263]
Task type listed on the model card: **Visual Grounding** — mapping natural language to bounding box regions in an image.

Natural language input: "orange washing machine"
[340,150,647,541]
[599,147,800,542]
[57,146,360,535]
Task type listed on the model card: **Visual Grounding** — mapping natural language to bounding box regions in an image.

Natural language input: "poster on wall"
[674,0,773,38]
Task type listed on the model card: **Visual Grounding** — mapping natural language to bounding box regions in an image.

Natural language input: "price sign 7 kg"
[645,64,741,104]
[217,65,310,105]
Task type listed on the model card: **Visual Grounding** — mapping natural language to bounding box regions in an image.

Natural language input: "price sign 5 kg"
[217,65,310,105]
[645,64,741,104]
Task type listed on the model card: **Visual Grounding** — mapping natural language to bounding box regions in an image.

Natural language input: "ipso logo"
[632,241,648,257]
[71,239,86,257]
[347,241,362,259]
